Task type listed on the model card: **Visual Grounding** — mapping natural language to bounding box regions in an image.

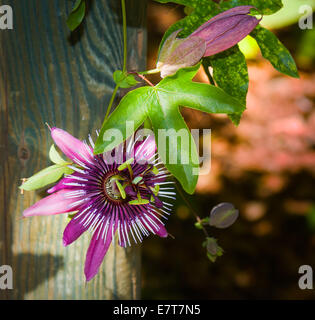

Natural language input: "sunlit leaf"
[205,45,249,125]
[251,25,299,78]
[95,64,244,194]
[19,165,73,191]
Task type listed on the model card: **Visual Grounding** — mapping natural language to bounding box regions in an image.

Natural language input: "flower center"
[104,174,124,201]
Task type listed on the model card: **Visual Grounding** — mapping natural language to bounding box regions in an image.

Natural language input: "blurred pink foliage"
[191,61,315,194]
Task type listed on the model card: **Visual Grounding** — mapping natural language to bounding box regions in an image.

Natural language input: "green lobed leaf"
[220,0,283,15]
[251,25,299,78]
[205,45,249,125]
[94,64,244,194]
[49,144,69,165]
[66,0,86,32]
[19,165,74,191]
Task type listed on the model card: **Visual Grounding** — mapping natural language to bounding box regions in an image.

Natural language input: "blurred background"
[142,0,315,299]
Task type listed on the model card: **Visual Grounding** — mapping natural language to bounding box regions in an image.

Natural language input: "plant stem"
[138,68,160,75]
[121,0,127,73]
[104,84,119,121]
[137,74,155,87]
[104,0,127,121]
[175,182,209,238]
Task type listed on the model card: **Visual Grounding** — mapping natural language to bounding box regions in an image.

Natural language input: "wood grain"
[0,0,146,300]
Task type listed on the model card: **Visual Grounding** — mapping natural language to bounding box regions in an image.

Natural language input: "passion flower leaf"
[95,64,244,194]
[205,45,249,125]
[251,25,299,78]
[66,0,86,32]
[220,0,283,16]
[19,165,74,191]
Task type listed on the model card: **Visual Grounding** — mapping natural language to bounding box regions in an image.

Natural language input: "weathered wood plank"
[0,0,146,300]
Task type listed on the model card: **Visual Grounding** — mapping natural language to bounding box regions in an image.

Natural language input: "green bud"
[203,237,224,262]
[209,202,239,229]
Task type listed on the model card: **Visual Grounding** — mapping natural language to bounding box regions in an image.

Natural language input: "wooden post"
[0,0,146,300]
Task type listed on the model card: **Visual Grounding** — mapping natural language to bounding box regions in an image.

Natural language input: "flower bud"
[191,5,260,57]
[157,30,206,78]
[203,237,223,262]
[157,6,260,77]
[209,202,239,229]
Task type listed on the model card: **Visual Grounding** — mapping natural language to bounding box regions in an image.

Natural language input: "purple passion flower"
[23,128,175,281]
[157,5,261,77]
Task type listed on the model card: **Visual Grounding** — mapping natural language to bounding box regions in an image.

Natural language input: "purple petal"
[146,213,168,238]
[84,221,117,282]
[47,177,75,194]
[23,190,81,217]
[51,127,93,165]
[63,213,89,246]
[190,5,260,57]
[204,17,259,57]
[191,5,256,36]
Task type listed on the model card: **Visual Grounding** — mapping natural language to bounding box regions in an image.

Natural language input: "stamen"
[136,218,149,237]
[140,216,155,234]
[72,157,90,169]
[101,219,110,240]
[91,216,105,234]
[88,134,95,148]
[144,212,161,229]
[149,208,169,219]
[74,205,92,220]
[156,181,176,186]
[64,182,86,188]
[128,221,137,244]
[65,175,88,182]
[68,198,88,209]
[64,190,86,198]
[124,221,131,247]
[131,221,143,242]
[68,165,86,175]
[159,191,176,196]
[134,136,150,158]
[82,209,97,227]
[88,213,101,231]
